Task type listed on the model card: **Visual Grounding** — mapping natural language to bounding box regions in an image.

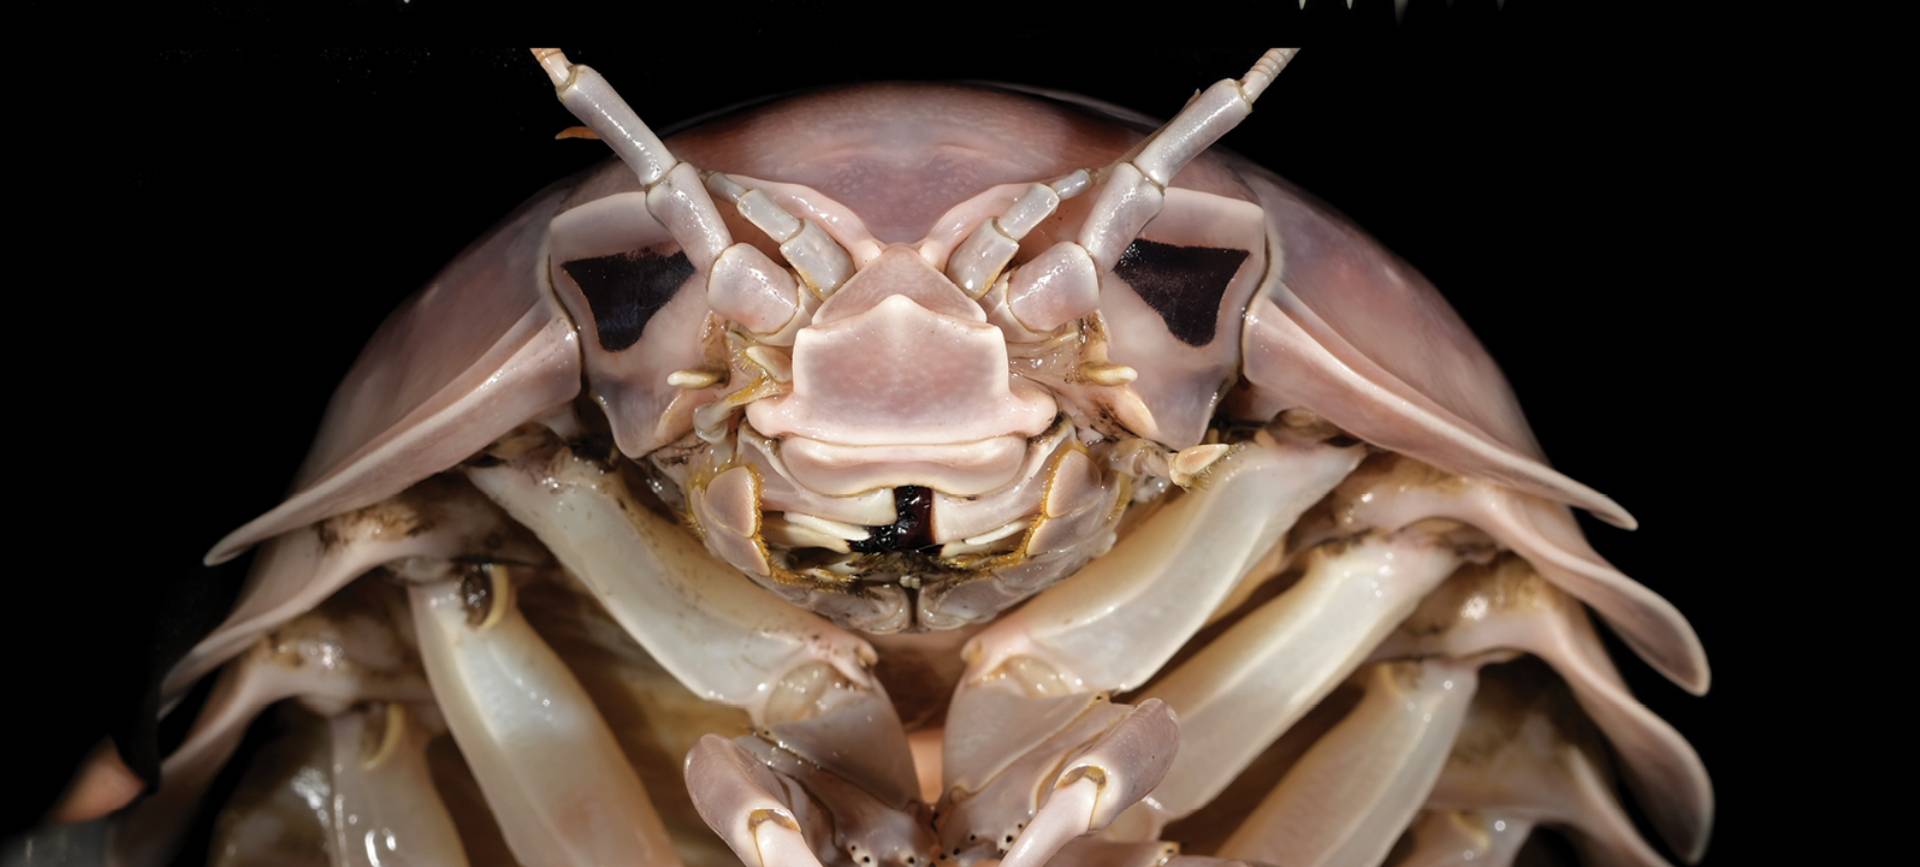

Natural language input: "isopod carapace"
[68,48,1709,867]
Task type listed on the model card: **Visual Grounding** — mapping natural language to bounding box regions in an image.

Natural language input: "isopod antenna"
[944,49,1300,345]
[533,48,733,271]
[1078,48,1299,271]
[533,49,858,331]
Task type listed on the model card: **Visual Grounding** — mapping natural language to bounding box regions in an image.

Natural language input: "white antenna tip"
[531,48,573,88]
[1240,48,1300,102]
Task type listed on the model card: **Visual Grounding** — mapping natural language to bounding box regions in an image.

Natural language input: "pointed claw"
[746,663,935,865]
[761,662,921,814]
[941,700,1178,865]
[728,736,938,867]
[999,775,1099,867]
[327,704,469,867]
[685,736,831,867]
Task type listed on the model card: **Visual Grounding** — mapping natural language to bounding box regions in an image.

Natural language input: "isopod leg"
[466,437,928,861]
[165,476,534,703]
[1215,660,1481,866]
[1331,456,1707,694]
[1371,557,1712,861]
[683,736,829,867]
[409,566,681,866]
[327,704,469,867]
[464,443,913,748]
[952,436,1361,725]
[111,592,431,867]
[1130,529,1466,828]
[936,437,1358,859]
[1422,665,1677,867]
[989,700,1180,867]
[689,729,945,867]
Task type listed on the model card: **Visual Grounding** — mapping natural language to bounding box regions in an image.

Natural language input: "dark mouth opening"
[849,485,938,555]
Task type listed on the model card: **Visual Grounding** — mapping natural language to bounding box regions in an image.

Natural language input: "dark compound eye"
[561,249,695,352]
[1113,239,1250,347]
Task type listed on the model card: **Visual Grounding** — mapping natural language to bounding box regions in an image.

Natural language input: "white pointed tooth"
[746,344,795,382]
[940,538,1007,558]
[780,511,870,541]
[762,515,853,553]
[409,571,681,866]
[938,515,1030,556]
[1168,443,1232,488]
[1080,361,1139,386]
[965,518,1031,546]
[669,367,724,389]
[328,704,469,867]
[1218,660,1480,866]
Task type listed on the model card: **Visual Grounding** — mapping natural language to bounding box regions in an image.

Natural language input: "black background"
[18,5,1796,864]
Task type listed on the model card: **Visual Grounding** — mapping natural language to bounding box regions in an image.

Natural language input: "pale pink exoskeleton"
[38,47,1713,867]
